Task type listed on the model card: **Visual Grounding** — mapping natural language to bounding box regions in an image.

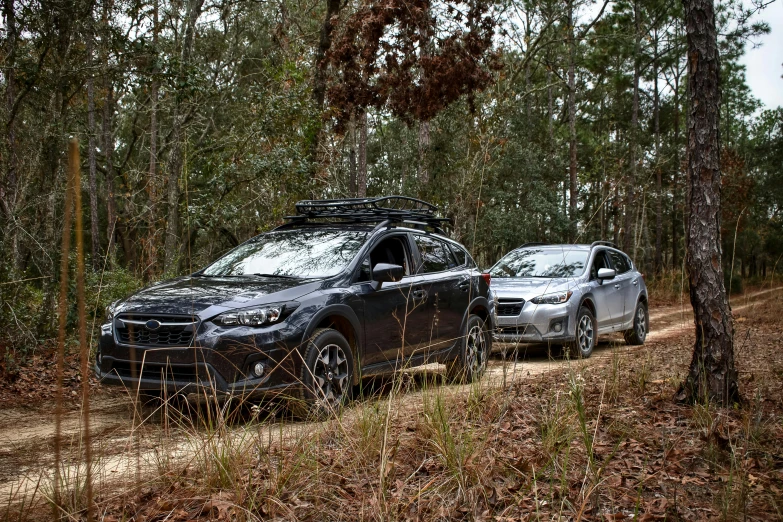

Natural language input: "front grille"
[110,360,212,383]
[497,299,524,316]
[115,314,197,347]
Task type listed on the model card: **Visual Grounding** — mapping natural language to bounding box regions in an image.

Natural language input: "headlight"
[530,291,573,305]
[214,305,283,327]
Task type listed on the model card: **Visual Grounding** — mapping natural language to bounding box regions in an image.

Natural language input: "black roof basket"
[279,196,452,233]
[590,240,617,249]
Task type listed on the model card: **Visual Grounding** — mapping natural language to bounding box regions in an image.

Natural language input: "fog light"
[253,362,265,377]
[553,322,563,333]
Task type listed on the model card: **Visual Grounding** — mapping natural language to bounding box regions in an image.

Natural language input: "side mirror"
[372,263,404,288]
[597,268,616,283]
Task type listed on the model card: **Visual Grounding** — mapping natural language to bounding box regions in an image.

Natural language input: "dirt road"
[2,287,779,506]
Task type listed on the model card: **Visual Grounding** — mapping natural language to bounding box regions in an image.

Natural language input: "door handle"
[614,284,621,289]
[412,289,427,301]
[458,278,470,292]
[632,279,638,285]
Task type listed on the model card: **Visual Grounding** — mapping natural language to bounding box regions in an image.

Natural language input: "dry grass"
[5,296,783,521]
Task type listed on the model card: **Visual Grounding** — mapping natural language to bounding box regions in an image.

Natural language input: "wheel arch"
[304,305,363,385]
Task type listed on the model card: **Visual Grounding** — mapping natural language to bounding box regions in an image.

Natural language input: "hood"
[114,275,321,319]
[491,277,576,301]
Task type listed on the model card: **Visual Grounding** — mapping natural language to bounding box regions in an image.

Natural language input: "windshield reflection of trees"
[203,230,369,278]
[491,248,587,278]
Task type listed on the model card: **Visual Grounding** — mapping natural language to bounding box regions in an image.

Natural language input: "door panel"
[356,233,434,367]
[589,250,622,330]
[608,251,634,326]
[357,275,430,365]
[411,235,469,353]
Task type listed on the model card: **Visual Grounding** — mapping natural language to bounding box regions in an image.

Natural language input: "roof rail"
[278,196,452,233]
[590,240,617,249]
[516,242,547,249]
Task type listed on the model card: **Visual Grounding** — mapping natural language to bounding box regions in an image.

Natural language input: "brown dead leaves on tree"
[326,0,500,131]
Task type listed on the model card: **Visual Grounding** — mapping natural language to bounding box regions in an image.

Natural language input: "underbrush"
[5,298,783,521]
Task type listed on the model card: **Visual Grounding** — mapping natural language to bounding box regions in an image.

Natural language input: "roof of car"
[516,243,625,252]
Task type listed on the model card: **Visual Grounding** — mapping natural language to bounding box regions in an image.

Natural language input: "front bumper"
[94,317,305,397]
[493,301,575,344]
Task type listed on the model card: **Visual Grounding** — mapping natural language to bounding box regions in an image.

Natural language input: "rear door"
[412,234,468,354]
[607,250,635,326]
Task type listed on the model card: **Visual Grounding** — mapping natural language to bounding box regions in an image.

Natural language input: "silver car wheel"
[312,343,350,410]
[635,306,647,340]
[577,314,594,354]
[465,324,487,377]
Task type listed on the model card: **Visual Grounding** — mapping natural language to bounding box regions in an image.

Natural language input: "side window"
[415,235,457,273]
[366,236,411,277]
[357,256,372,282]
[448,243,467,267]
[590,251,611,280]
[609,251,631,274]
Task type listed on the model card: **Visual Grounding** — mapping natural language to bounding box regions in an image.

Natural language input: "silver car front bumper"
[493,301,576,344]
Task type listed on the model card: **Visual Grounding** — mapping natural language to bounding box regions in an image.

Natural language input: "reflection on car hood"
[114,276,321,318]
[491,277,576,301]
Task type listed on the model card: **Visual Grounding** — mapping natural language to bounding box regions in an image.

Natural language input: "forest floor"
[2,286,783,520]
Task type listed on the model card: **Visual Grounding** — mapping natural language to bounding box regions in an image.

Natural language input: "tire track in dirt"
[2,287,781,506]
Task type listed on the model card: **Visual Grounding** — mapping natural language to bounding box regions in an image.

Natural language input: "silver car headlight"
[214,305,284,327]
[530,290,573,305]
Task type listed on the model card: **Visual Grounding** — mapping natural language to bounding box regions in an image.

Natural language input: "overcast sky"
[741,0,783,110]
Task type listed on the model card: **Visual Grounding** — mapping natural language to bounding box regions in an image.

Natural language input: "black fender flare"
[301,304,364,383]
[577,293,597,316]
[460,295,494,333]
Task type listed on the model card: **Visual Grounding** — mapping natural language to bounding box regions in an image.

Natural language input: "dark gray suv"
[489,242,648,357]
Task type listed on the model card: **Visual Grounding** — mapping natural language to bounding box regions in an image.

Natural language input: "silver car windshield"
[490,248,589,278]
[202,230,368,278]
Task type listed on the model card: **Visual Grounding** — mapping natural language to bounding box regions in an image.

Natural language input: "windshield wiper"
[251,273,300,280]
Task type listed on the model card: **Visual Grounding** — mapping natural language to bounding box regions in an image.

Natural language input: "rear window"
[414,235,458,273]
[609,251,632,274]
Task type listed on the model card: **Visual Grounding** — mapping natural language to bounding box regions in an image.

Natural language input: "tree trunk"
[653,29,663,274]
[146,0,159,277]
[624,0,640,256]
[358,111,367,197]
[87,27,100,269]
[418,121,429,187]
[164,0,205,273]
[676,0,739,406]
[348,114,356,196]
[309,0,342,179]
[2,0,20,271]
[102,0,116,255]
[672,72,680,270]
[567,0,577,239]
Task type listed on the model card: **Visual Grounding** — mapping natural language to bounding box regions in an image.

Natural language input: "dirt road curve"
[1,286,780,505]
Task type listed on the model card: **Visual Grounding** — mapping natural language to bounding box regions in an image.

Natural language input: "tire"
[568,306,596,358]
[446,315,490,383]
[624,300,648,345]
[293,328,354,418]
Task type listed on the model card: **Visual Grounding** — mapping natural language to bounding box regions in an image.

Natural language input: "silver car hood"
[491,277,577,301]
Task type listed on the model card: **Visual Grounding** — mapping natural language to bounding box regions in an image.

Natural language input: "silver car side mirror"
[597,268,616,284]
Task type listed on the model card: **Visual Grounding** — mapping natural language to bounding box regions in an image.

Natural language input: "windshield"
[201,229,368,278]
[490,248,589,278]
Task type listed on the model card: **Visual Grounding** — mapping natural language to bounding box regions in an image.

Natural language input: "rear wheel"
[568,307,596,358]
[446,315,489,383]
[294,328,354,418]
[624,301,648,345]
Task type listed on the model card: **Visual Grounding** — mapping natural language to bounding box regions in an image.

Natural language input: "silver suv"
[489,242,648,357]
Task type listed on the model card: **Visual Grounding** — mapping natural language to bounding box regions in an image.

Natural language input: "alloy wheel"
[312,343,350,410]
[465,324,487,377]
[636,306,647,340]
[577,314,594,354]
